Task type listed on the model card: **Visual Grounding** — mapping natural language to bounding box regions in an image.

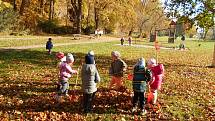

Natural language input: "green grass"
[0,35,92,47]
[0,36,214,120]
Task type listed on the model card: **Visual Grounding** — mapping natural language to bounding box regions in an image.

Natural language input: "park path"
[0,36,118,49]
[0,36,176,50]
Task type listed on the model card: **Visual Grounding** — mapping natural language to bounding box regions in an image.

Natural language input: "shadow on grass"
[0,49,135,115]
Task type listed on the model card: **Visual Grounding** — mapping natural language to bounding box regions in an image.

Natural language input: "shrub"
[37,20,58,34]
[82,25,95,35]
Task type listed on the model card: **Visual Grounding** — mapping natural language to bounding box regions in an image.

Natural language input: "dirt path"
[0,36,118,49]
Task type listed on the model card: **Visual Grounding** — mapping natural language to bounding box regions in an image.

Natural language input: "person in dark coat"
[120,37,125,45]
[46,38,53,54]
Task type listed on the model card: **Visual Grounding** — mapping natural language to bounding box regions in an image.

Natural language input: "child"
[132,58,152,115]
[46,38,53,54]
[147,58,164,104]
[109,51,127,89]
[55,52,67,90]
[57,53,78,98]
[81,51,100,113]
[179,35,185,50]
[56,52,66,67]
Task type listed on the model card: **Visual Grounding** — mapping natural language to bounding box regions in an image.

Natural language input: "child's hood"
[135,58,145,67]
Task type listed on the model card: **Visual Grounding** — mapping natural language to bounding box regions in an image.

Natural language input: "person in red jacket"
[147,58,164,104]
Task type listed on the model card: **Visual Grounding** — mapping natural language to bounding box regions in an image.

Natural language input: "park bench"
[89,34,96,39]
[72,34,81,40]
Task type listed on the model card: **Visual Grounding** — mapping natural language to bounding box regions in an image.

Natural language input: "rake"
[69,62,83,102]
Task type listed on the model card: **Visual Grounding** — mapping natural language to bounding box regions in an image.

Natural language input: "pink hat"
[56,52,65,59]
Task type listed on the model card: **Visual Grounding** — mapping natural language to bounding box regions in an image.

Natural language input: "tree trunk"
[203,28,208,40]
[39,0,44,14]
[94,7,99,29]
[212,13,215,40]
[13,0,17,11]
[213,27,215,40]
[49,0,54,20]
[128,28,133,36]
[86,0,90,27]
[139,28,142,38]
[212,43,215,67]
[52,0,55,20]
[76,0,82,34]
[19,0,29,15]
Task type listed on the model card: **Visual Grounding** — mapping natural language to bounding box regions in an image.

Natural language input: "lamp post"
[168,20,176,43]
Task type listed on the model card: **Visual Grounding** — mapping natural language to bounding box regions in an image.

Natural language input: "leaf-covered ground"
[0,37,214,120]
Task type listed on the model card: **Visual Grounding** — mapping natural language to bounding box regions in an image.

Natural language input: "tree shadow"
[0,49,136,115]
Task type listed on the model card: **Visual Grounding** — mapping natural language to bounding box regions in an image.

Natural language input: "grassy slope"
[0,37,214,120]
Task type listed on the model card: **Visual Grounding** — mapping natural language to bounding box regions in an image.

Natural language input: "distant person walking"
[128,37,132,46]
[46,38,53,54]
[120,37,125,45]
[179,35,185,50]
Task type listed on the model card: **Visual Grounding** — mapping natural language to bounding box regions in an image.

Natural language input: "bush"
[54,26,76,34]
[38,20,77,34]
[37,20,58,34]
[82,25,95,35]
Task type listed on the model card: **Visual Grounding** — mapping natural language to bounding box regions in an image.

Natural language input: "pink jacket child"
[147,58,164,104]
[58,53,78,96]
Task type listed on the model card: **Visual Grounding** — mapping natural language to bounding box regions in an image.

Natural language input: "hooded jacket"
[81,64,100,94]
[133,59,152,92]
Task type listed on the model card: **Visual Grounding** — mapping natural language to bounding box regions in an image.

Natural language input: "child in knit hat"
[56,52,66,67]
[147,58,164,104]
[56,53,78,99]
[81,50,100,113]
[132,58,152,115]
[109,51,127,89]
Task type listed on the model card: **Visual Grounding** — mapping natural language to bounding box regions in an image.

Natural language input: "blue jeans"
[58,80,69,95]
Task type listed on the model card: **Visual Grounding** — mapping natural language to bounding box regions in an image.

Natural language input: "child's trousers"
[109,76,123,89]
[58,80,69,95]
[133,91,145,110]
[83,92,96,113]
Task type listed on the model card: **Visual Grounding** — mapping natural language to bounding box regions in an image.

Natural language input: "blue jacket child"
[132,58,152,115]
[46,38,53,54]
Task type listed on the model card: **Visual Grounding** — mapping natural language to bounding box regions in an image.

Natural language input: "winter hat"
[88,50,95,56]
[147,58,157,66]
[85,54,95,64]
[56,52,64,59]
[136,57,145,67]
[66,53,74,63]
[111,51,121,58]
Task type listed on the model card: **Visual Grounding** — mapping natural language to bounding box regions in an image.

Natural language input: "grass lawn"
[0,35,98,47]
[0,36,214,120]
